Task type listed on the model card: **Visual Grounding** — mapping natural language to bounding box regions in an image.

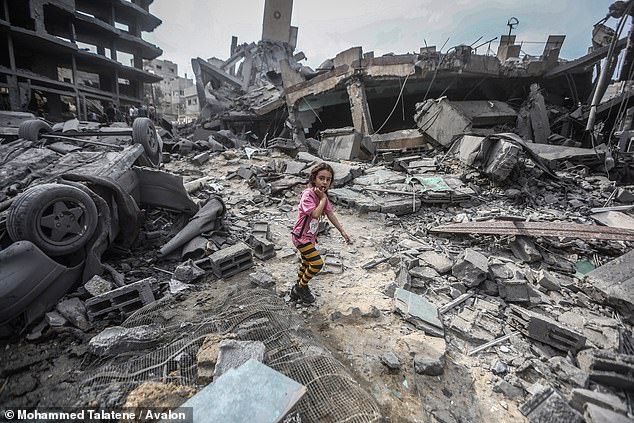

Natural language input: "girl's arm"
[326,210,350,243]
[311,189,328,219]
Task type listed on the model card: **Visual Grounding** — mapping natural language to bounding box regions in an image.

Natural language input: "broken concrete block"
[483,139,521,180]
[196,335,231,385]
[414,354,445,376]
[537,269,561,292]
[172,259,206,284]
[451,248,489,287]
[448,307,504,344]
[213,340,266,380]
[247,235,276,260]
[56,297,91,331]
[236,166,254,180]
[418,251,453,274]
[381,351,401,371]
[508,305,586,352]
[84,275,114,297]
[384,263,411,297]
[548,356,589,389]
[88,325,163,357]
[209,242,254,278]
[569,388,628,415]
[394,288,444,337]
[379,196,422,216]
[519,387,583,423]
[588,350,634,390]
[248,271,275,289]
[491,360,509,375]
[45,311,67,327]
[414,99,517,147]
[498,280,530,302]
[510,237,542,263]
[322,254,344,274]
[319,128,362,160]
[409,266,440,282]
[85,279,156,321]
[251,221,272,241]
[616,188,634,204]
[584,249,634,323]
[192,152,210,166]
[493,380,524,400]
[481,279,500,296]
[584,403,633,423]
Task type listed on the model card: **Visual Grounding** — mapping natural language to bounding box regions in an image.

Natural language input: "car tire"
[7,184,99,256]
[133,117,161,166]
[18,120,53,141]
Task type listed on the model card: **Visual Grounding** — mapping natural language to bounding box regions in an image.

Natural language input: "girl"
[290,162,350,304]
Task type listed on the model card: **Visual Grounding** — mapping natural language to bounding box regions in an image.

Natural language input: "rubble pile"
[4,0,634,422]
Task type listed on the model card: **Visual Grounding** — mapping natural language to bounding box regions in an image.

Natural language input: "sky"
[144,0,619,79]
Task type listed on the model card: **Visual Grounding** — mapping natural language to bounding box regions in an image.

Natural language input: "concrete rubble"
[2,1,634,422]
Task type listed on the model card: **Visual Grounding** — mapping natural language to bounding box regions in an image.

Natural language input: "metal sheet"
[430,220,634,241]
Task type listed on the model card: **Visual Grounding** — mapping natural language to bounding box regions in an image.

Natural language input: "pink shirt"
[291,187,332,246]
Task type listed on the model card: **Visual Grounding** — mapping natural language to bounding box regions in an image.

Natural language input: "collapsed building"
[3,0,634,422]
[0,0,162,121]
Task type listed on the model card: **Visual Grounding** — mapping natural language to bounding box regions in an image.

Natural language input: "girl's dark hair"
[309,162,335,187]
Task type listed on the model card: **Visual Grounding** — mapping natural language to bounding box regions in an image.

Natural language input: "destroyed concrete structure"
[3,1,634,423]
[0,1,163,121]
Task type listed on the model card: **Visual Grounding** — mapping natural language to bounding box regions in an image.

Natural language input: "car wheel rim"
[146,126,157,151]
[37,198,89,246]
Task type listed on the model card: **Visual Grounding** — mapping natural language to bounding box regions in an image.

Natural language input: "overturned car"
[0,117,198,336]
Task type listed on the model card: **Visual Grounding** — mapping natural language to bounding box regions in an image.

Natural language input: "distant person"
[289,163,350,304]
[105,103,115,123]
[137,105,148,118]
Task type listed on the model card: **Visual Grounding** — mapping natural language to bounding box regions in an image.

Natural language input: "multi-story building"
[144,58,195,123]
[0,0,163,121]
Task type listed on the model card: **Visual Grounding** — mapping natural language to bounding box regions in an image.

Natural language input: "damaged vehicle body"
[0,117,197,336]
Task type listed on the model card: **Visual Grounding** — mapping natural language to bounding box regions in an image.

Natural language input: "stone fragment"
[213,340,266,380]
[548,356,589,389]
[585,404,634,423]
[418,251,453,274]
[192,152,210,165]
[510,237,542,263]
[84,275,115,297]
[537,269,561,292]
[498,280,530,302]
[248,271,275,289]
[414,354,444,376]
[409,266,440,282]
[381,351,401,371]
[56,297,91,331]
[509,305,586,352]
[569,388,628,415]
[45,311,67,327]
[493,380,524,400]
[451,248,489,287]
[172,259,206,284]
[491,360,509,375]
[384,263,411,297]
[88,325,163,357]
[519,387,583,423]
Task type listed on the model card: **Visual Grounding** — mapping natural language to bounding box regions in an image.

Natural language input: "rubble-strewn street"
[2,1,634,422]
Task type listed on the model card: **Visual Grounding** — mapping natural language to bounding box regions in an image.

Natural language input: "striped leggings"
[296,242,324,286]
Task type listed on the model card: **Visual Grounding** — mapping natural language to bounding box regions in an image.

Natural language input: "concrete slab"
[585,249,634,323]
[319,128,362,160]
[181,359,306,423]
[394,288,444,337]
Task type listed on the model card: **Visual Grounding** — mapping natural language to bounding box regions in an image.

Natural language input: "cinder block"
[85,279,155,321]
[252,221,271,241]
[509,304,586,352]
[498,280,530,302]
[248,236,276,260]
[380,197,421,215]
[209,242,254,278]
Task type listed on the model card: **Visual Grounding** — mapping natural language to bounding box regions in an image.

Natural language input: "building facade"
[0,0,163,121]
[144,58,197,123]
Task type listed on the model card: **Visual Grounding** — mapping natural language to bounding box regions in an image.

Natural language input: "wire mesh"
[80,289,382,423]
